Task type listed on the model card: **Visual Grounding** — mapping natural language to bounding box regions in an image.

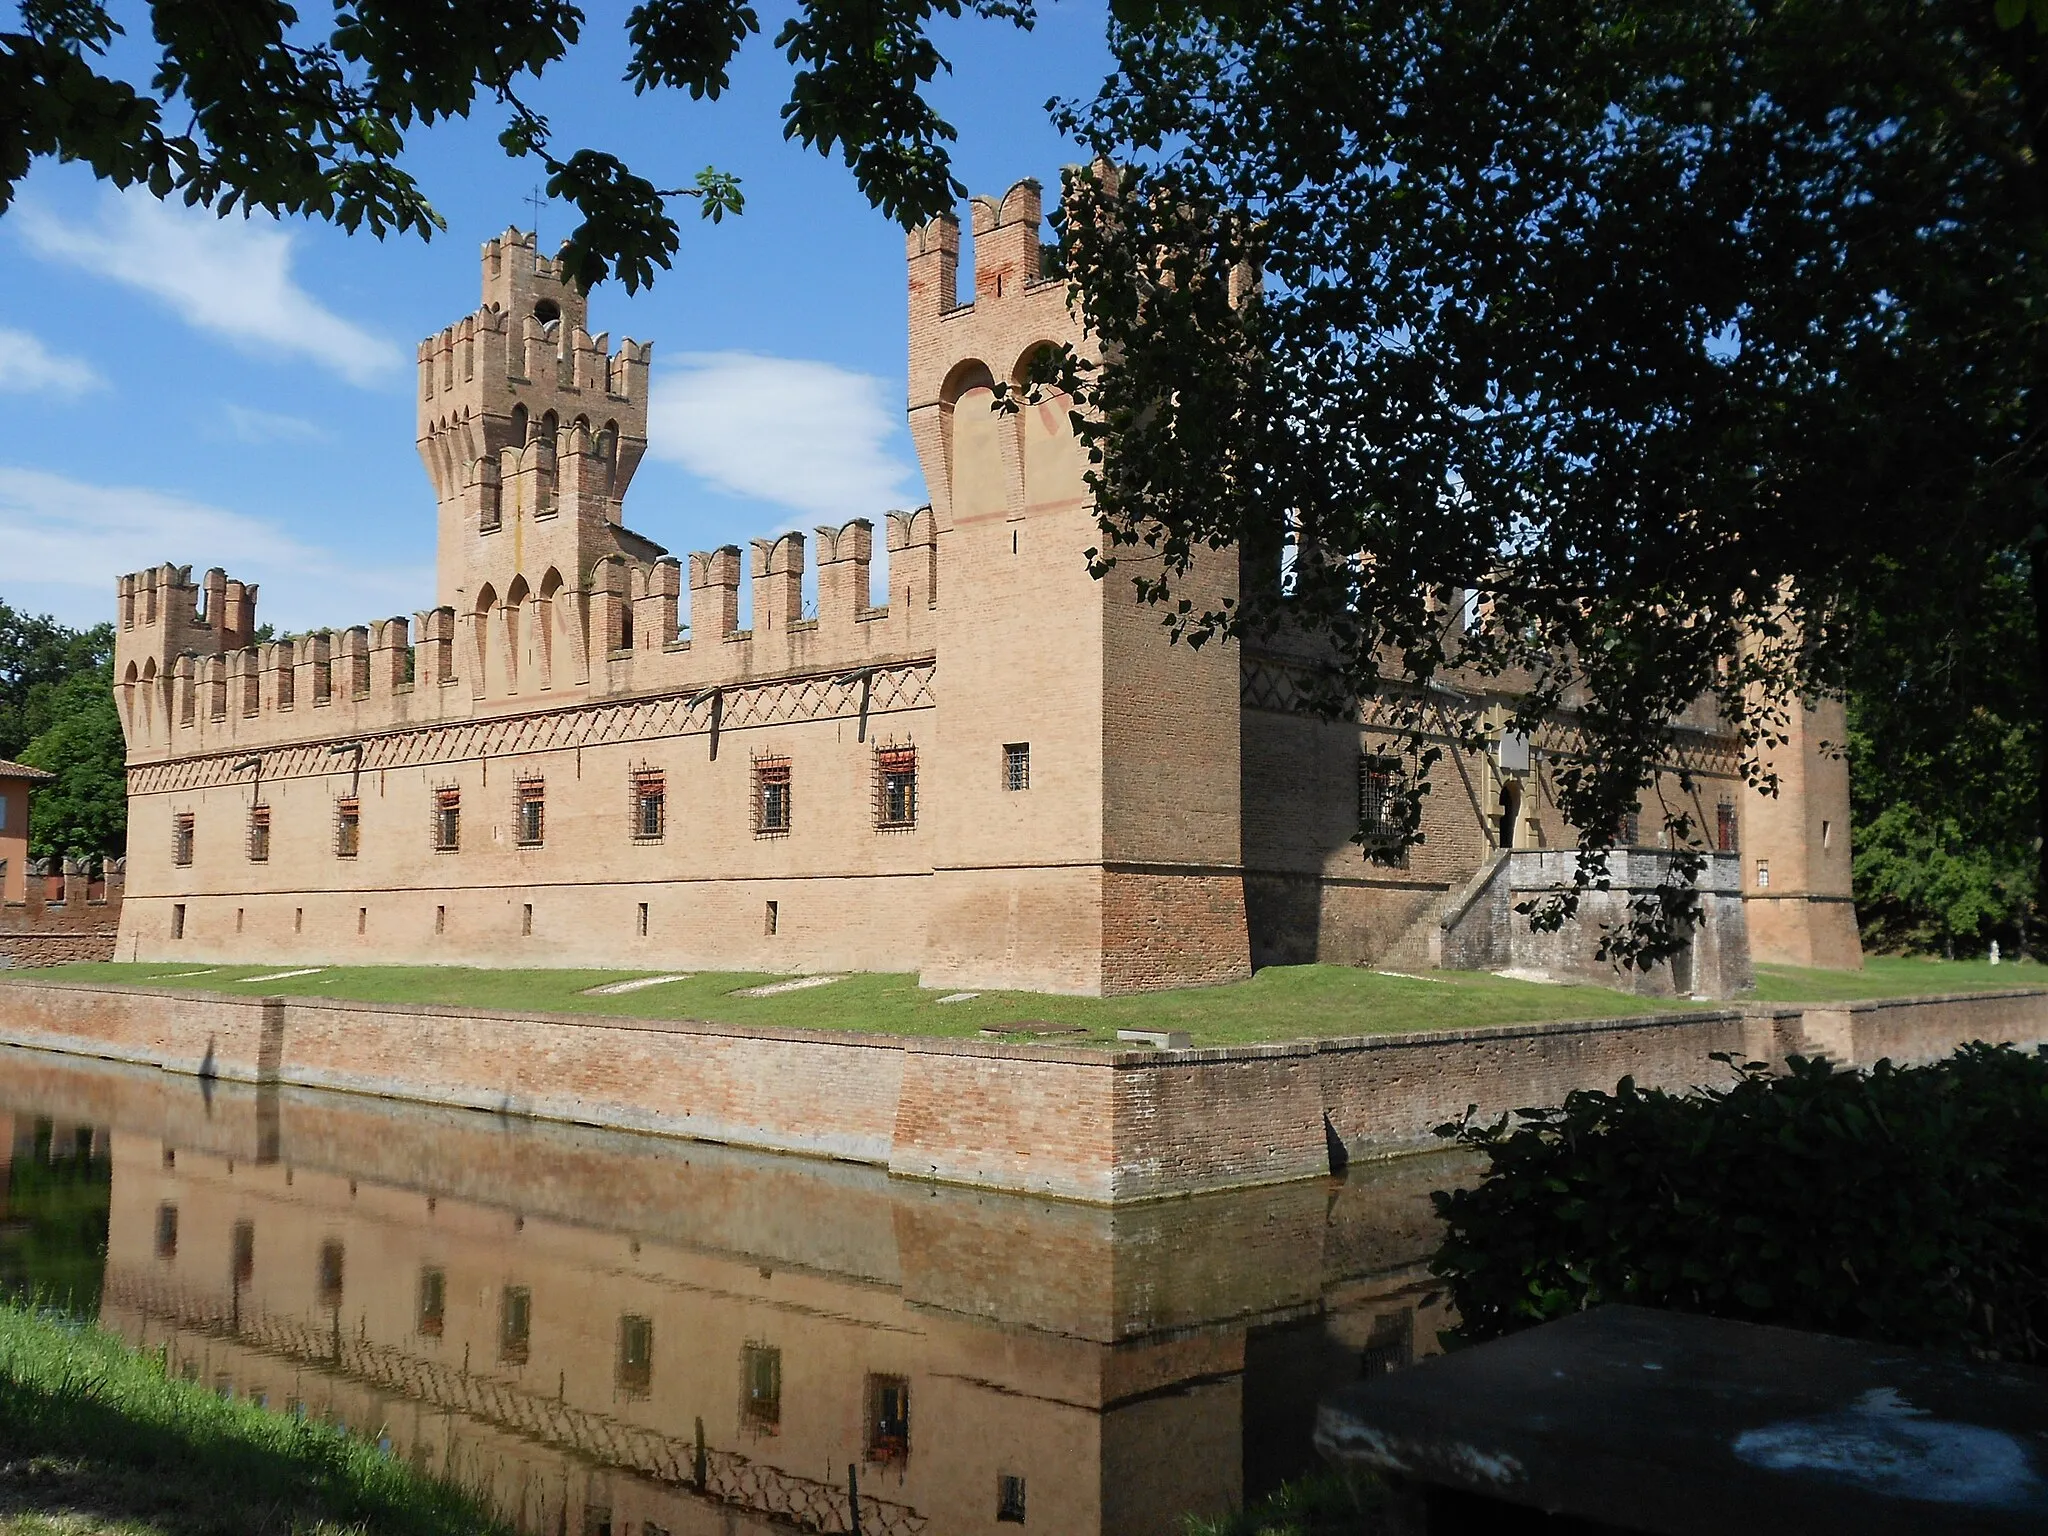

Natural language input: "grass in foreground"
[9,955,2035,1049]
[1185,1471,1389,1535]
[0,1303,501,1536]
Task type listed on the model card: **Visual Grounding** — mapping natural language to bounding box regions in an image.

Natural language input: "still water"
[0,1045,1462,1536]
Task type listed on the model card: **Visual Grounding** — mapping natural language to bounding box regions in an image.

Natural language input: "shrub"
[1430,1043,2048,1361]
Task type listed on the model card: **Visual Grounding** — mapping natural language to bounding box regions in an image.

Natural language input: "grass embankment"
[10,955,2039,1050]
[0,1302,501,1536]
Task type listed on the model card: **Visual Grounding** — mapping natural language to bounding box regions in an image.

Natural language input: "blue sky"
[0,0,1111,633]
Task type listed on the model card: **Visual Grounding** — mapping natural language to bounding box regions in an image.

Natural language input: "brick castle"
[110,178,1860,995]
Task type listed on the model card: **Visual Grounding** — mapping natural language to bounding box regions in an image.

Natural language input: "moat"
[0,1045,1460,1535]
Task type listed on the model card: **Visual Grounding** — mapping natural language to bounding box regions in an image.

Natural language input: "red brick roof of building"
[0,758,53,782]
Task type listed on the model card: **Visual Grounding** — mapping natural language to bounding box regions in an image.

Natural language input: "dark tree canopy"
[1042,0,2048,957]
[1,0,1033,291]
[0,605,122,862]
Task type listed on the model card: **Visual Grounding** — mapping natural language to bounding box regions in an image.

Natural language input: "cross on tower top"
[524,185,547,245]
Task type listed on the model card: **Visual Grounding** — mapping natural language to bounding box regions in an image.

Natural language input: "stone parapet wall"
[0,858,123,968]
[0,978,2038,1202]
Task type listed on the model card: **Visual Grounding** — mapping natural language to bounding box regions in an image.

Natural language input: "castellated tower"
[910,179,1253,993]
[416,230,661,674]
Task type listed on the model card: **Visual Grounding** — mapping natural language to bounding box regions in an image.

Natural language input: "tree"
[21,663,126,862]
[1046,0,2048,960]
[0,0,1032,292]
[0,603,110,762]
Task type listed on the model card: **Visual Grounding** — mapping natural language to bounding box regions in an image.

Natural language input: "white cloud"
[16,190,402,387]
[646,352,917,523]
[0,465,427,632]
[222,404,330,444]
[0,325,104,397]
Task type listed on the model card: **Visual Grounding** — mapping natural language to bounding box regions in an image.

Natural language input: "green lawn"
[11,954,2039,1049]
[0,1302,504,1536]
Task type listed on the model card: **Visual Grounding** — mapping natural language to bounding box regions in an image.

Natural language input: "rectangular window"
[1002,742,1030,792]
[1358,755,1411,866]
[317,1240,344,1308]
[865,1374,910,1463]
[1618,811,1641,847]
[171,903,186,940]
[235,907,244,933]
[356,906,367,935]
[741,1343,782,1431]
[997,1474,1027,1524]
[764,900,779,936]
[293,906,303,933]
[875,746,917,830]
[521,902,533,937]
[231,1219,255,1285]
[1716,802,1739,853]
[335,798,360,858]
[632,771,665,841]
[616,1315,653,1396]
[247,805,270,863]
[1756,858,1771,890]
[516,779,545,847]
[434,904,446,934]
[417,1267,446,1338]
[155,1202,178,1260]
[499,1286,531,1364]
[434,788,460,852]
[636,901,649,937]
[1821,818,1833,851]
[753,758,791,835]
[172,813,195,867]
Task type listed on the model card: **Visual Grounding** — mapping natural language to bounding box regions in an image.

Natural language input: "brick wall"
[3,977,2040,1201]
[0,858,123,968]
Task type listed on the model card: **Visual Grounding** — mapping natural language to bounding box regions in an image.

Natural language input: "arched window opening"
[510,403,529,448]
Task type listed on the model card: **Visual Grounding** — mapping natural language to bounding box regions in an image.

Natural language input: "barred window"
[433,788,460,852]
[335,798,360,858]
[753,758,791,836]
[742,1343,782,1431]
[247,805,270,863]
[515,779,545,847]
[632,771,665,841]
[172,813,195,867]
[1359,755,1411,868]
[1002,742,1030,791]
[1716,802,1739,853]
[1618,811,1641,847]
[865,1374,910,1464]
[875,745,917,830]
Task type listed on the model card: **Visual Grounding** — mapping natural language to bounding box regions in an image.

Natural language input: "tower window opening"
[875,745,917,830]
[499,1285,531,1364]
[417,1267,446,1338]
[1002,743,1030,792]
[632,770,665,841]
[171,903,186,939]
[1716,802,1739,853]
[335,798,361,858]
[172,813,195,867]
[533,298,561,326]
[636,901,649,937]
[247,805,270,863]
[515,779,545,846]
[434,787,461,851]
[753,758,791,836]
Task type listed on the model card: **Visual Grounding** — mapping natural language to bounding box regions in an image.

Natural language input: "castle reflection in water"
[0,1047,1457,1536]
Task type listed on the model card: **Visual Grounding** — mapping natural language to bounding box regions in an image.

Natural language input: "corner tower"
[913,178,1251,994]
[415,231,660,625]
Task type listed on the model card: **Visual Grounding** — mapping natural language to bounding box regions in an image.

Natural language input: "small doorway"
[1497,780,1522,850]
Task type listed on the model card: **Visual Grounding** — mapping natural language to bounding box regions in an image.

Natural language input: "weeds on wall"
[1430,1043,2048,1363]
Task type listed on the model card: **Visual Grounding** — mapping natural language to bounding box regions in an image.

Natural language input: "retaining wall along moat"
[0,978,2041,1202]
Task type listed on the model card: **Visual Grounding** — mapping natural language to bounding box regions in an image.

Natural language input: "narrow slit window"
[763,900,779,936]
[515,779,545,847]
[155,1202,178,1259]
[499,1286,531,1364]
[1002,743,1030,792]
[434,787,461,852]
[753,758,791,836]
[635,901,649,937]
[632,770,665,841]
[434,904,446,934]
[875,745,917,830]
[172,813,195,867]
[521,902,533,936]
[417,1267,445,1338]
[335,798,360,858]
[997,1475,1027,1524]
[171,903,186,939]
[317,1240,344,1308]
[247,805,270,863]
[231,1220,255,1285]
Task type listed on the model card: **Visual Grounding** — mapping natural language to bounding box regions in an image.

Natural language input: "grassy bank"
[0,1301,501,1535]
[7,955,2038,1049]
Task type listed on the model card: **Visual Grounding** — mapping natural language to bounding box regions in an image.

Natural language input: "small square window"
[875,746,917,830]
[515,779,545,847]
[997,1474,1027,1523]
[632,771,665,841]
[433,788,461,852]
[417,1267,445,1337]
[499,1285,531,1364]
[865,1374,910,1463]
[1002,743,1030,792]
[754,758,792,836]
[335,798,360,858]
[247,805,270,863]
[172,813,195,867]
[741,1343,782,1431]
[617,1314,653,1396]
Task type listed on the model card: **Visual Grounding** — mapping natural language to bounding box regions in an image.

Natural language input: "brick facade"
[0,857,123,969]
[109,176,1856,995]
